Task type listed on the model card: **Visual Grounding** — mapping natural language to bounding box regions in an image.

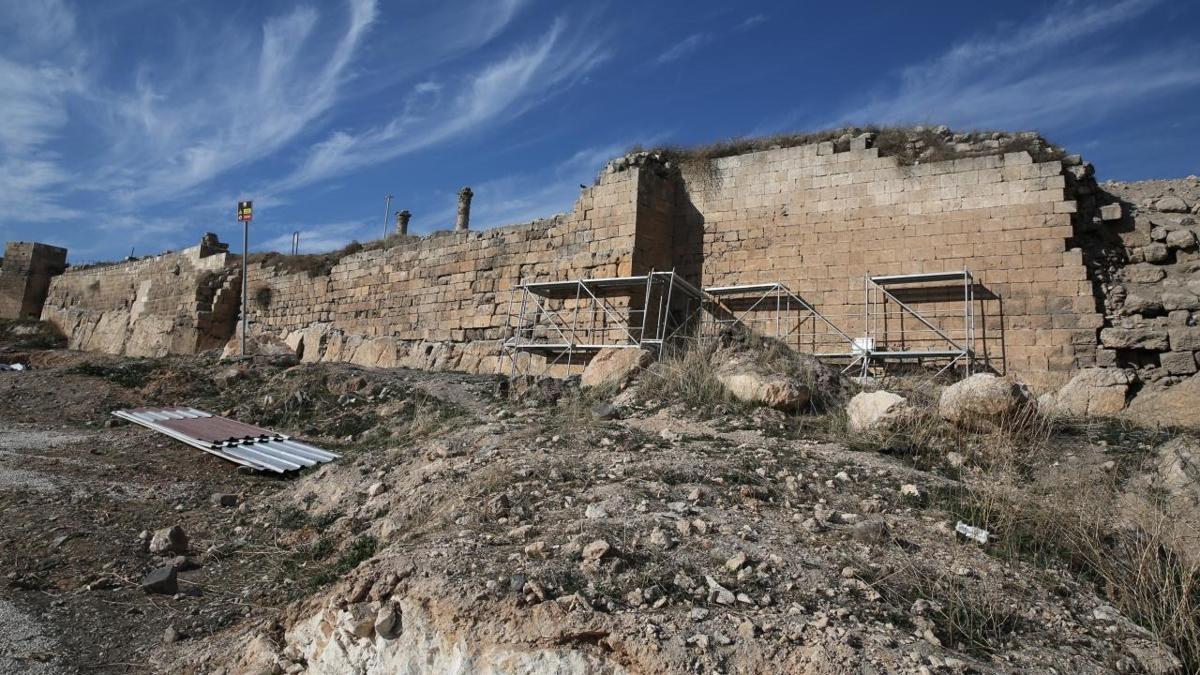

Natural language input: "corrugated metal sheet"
[112,406,339,473]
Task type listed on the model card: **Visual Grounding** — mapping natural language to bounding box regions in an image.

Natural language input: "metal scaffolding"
[847,270,977,379]
[701,283,860,357]
[499,270,705,377]
[498,268,992,383]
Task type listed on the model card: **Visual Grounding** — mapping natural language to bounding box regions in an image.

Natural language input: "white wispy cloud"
[259,220,377,254]
[102,0,378,203]
[0,0,87,222]
[467,142,637,229]
[270,17,608,193]
[737,14,766,31]
[653,33,711,66]
[828,0,1197,129]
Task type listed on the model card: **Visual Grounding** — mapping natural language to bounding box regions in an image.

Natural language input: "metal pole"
[241,219,248,357]
[382,194,393,239]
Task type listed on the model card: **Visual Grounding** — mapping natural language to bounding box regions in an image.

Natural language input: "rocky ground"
[0,326,1196,674]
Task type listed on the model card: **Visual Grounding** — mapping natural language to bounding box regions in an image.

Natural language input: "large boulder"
[938,373,1033,431]
[580,347,654,390]
[1155,437,1200,504]
[846,391,912,433]
[1038,368,1134,417]
[1123,374,1200,429]
[221,332,296,361]
[718,370,810,411]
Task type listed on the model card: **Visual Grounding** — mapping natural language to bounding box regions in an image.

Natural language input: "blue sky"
[0,0,1197,263]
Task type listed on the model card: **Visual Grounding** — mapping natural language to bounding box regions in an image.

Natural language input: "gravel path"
[0,598,64,674]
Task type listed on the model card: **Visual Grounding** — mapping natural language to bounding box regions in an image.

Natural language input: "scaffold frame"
[499,270,705,378]
[848,270,977,379]
[700,282,860,357]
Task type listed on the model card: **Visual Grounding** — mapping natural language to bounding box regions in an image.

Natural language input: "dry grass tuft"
[876,562,1023,655]
[937,476,1200,671]
[636,125,1067,173]
[639,342,737,411]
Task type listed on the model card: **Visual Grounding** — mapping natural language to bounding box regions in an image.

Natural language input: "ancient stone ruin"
[2,127,1197,416]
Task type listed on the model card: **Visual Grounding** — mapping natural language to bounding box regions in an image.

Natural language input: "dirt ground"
[0,334,1194,673]
[0,344,496,674]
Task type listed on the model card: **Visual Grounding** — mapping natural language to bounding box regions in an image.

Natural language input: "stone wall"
[0,242,68,320]
[41,242,240,357]
[1087,178,1200,383]
[28,130,1153,393]
[660,139,1100,390]
[242,166,653,373]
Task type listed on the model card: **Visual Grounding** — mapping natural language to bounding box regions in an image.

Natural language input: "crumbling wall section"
[1084,178,1200,384]
[243,166,651,373]
[0,242,68,320]
[41,245,240,357]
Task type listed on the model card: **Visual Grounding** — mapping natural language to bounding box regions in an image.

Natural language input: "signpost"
[237,201,253,357]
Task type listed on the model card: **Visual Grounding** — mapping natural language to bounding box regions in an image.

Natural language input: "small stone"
[725,551,748,572]
[375,604,402,639]
[341,603,375,638]
[899,484,922,500]
[524,541,548,558]
[367,482,387,498]
[148,526,188,555]
[852,519,891,545]
[584,503,608,520]
[689,607,709,621]
[737,620,759,640]
[648,528,672,548]
[714,590,736,605]
[163,625,181,644]
[507,524,534,540]
[590,402,619,420]
[686,633,710,650]
[624,588,644,607]
[141,566,178,595]
[211,493,238,508]
[582,539,610,562]
[169,555,201,571]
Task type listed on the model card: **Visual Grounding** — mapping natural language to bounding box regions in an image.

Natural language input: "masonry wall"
[0,242,68,320]
[30,137,1112,391]
[242,166,651,373]
[666,143,1101,390]
[41,245,240,357]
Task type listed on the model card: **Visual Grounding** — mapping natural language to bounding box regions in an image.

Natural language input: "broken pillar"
[455,187,473,232]
[396,209,411,236]
[0,241,68,320]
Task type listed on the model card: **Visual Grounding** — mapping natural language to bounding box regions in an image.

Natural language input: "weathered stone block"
[1100,328,1170,351]
[1162,292,1200,312]
[1166,229,1197,250]
[1122,264,1166,284]
[1162,351,1199,375]
[1169,327,1200,351]
[1142,243,1170,263]
[1099,203,1122,221]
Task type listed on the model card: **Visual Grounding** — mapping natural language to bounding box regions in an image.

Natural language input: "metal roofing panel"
[112,406,338,473]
